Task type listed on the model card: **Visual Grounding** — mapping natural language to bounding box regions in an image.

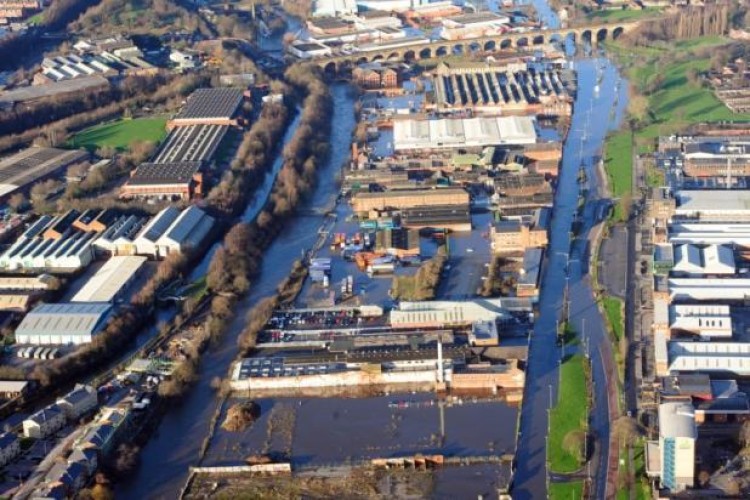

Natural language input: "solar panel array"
[152,124,228,163]
[174,88,243,120]
[0,148,87,188]
[128,162,202,185]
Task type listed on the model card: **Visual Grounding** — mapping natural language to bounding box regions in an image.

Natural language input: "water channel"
[120,2,629,496]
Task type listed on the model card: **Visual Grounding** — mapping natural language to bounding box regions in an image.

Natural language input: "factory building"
[517,247,543,298]
[71,256,147,303]
[490,219,548,254]
[667,278,750,302]
[0,214,96,272]
[150,124,228,164]
[15,302,112,345]
[439,12,510,41]
[0,147,88,201]
[374,227,420,256]
[133,205,214,258]
[400,205,472,232]
[655,334,750,376]
[390,298,511,328]
[669,222,750,248]
[92,215,149,256]
[167,88,244,128]
[432,61,571,115]
[675,190,750,221]
[682,140,750,178]
[671,243,735,276]
[392,116,537,152]
[0,274,56,291]
[653,402,697,492]
[653,300,733,340]
[351,188,469,214]
[121,161,204,200]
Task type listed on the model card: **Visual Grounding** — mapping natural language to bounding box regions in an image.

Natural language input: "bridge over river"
[315,20,644,73]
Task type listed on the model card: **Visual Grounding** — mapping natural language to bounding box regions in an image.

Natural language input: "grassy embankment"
[68,117,168,151]
[587,7,662,23]
[602,296,624,342]
[549,480,584,500]
[548,354,589,474]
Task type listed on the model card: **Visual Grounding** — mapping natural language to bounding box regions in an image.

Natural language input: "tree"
[7,192,27,212]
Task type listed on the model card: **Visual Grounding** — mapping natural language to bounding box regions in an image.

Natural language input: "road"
[512,56,629,499]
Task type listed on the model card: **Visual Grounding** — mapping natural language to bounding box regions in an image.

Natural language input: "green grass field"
[69,117,168,152]
[602,296,624,342]
[550,481,584,500]
[587,7,661,23]
[603,130,632,199]
[549,354,589,473]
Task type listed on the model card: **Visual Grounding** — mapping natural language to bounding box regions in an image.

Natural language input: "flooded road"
[512,48,629,500]
[119,84,357,499]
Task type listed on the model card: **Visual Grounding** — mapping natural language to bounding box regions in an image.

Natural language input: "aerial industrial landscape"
[0,0,748,498]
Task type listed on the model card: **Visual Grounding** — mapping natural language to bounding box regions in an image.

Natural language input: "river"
[118,84,356,499]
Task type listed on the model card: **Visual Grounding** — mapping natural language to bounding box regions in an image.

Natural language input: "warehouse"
[490,219,548,254]
[393,116,537,151]
[167,88,244,128]
[121,161,203,200]
[0,75,109,105]
[0,217,96,272]
[669,222,750,247]
[72,256,147,303]
[92,214,148,256]
[390,298,512,328]
[151,124,228,164]
[516,247,542,298]
[400,205,472,232]
[0,275,55,291]
[15,302,112,345]
[671,243,735,276]
[668,278,750,302]
[657,337,750,376]
[351,188,469,214]
[0,147,89,200]
[669,304,733,339]
[675,190,750,221]
[133,205,214,258]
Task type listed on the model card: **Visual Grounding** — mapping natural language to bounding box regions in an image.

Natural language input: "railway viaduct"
[314,20,643,73]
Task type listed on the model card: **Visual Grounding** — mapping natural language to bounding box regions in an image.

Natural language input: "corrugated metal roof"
[16,302,111,337]
[71,256,146,302]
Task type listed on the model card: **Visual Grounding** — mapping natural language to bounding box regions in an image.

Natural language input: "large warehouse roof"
[672,244,735,275]
[127,161,202,186]
[0,75,109,104]
[668,278,750,301]
[670,222,750,246]
[393,116,537,151]
[151,124,228,164]
[174,88,243,121]
[0,147,88,198]
[676,190,750,220]
[72,256,147,302]
[668,340,750,375]
[16,302,112,338]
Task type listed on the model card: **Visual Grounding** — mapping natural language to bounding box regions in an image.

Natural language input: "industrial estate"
[0,0,747,498]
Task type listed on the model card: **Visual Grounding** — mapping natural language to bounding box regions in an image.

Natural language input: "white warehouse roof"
[670,222,750,247]
[391,298,511,326]
[72,256,147,302]
[672,244,735,275]
[15,302,112,341]
[393,116,537,151]
[670,304,732,339]
[668,278,750,301]
[676,190,750,220]
[668,340,750,375]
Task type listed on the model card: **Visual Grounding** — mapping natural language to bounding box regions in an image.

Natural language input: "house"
[0,432,20,466]
[68,447,97,476]
[23,404,65,438]
[77,423,116,455]
[57,384,97,421]
[44,460,87,495]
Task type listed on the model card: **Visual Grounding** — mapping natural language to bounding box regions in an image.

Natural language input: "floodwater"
[203,394,518,467]
[118,84,357,499]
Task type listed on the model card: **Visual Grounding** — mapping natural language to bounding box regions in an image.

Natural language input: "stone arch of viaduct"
[317,22,639,74]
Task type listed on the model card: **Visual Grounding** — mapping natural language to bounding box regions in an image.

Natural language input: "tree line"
[628,4,731,44]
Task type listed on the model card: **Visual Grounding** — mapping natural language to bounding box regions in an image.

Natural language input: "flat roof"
[174,88,243,121]
[393,116,537,151]
[128,161,202,186]
[0,147,88,198]
[677,190,750,213]
[71,256,146,302]
[659,402,696,439]
[0,75,109,103]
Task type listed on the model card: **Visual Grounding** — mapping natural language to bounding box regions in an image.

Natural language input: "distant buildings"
[0,432,20,467]
[490,219,548,254]
[23,404,65,438]
[351,187,469,214]
[0,0,41,25]
[0,147,89,201]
